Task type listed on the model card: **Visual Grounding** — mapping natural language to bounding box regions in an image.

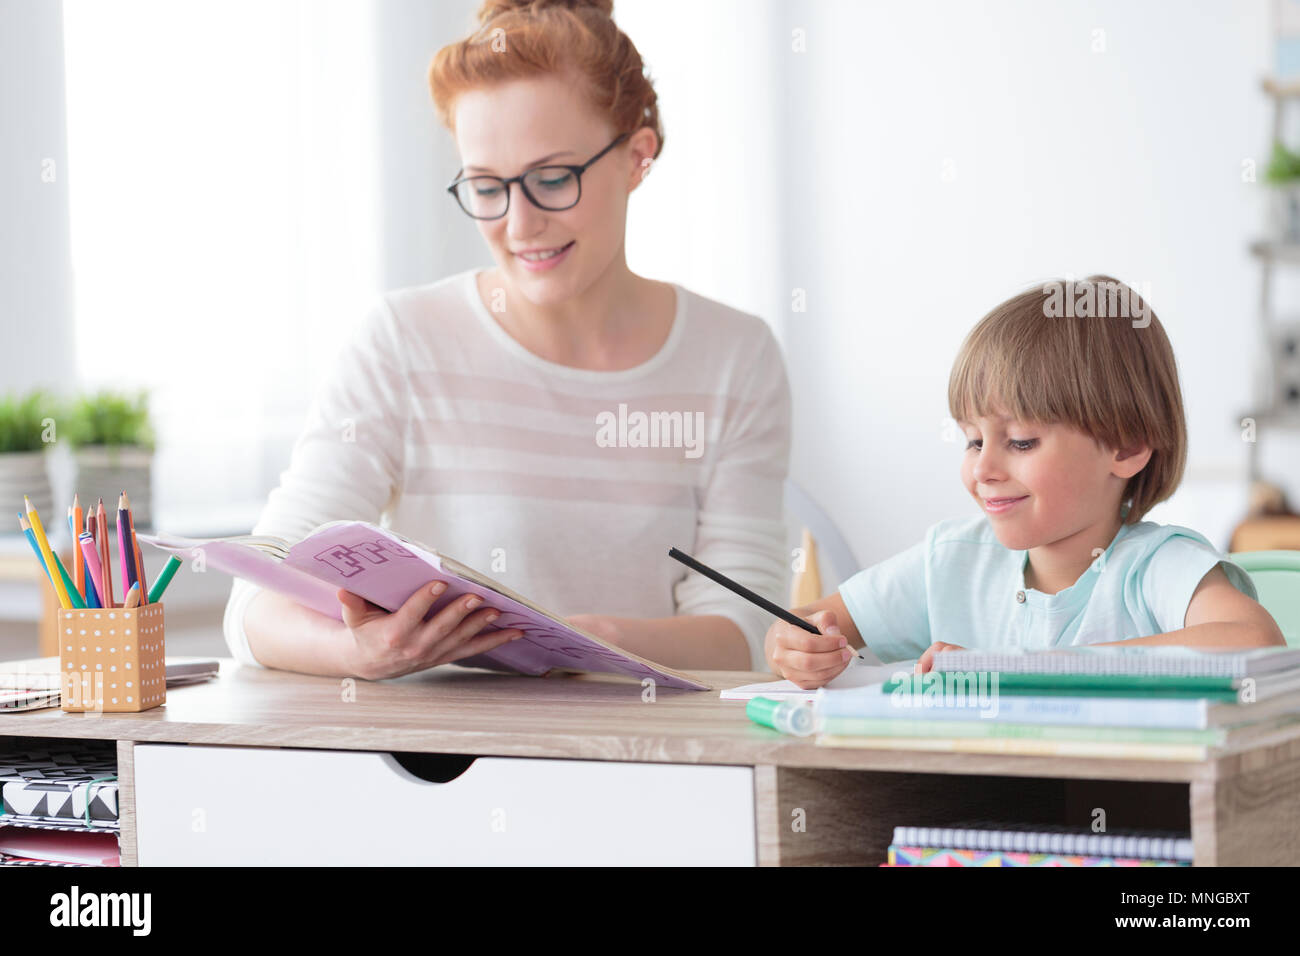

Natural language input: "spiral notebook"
[931,645,1300,678]
[890,821,1194,862]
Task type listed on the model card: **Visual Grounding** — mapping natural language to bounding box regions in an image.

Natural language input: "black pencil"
[668,547,821,635]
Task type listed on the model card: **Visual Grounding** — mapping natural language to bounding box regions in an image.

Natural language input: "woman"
[224,0,791,679]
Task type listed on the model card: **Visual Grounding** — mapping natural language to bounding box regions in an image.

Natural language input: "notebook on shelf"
[138,520,708,691]
[886,821,1193,867]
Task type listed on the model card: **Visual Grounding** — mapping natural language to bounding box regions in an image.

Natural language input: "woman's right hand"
[337,582,525,680]
[764,608,854,690]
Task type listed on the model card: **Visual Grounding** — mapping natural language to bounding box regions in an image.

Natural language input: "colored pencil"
[123,582,141,609]
[24,495,71,609]
[72,494,84,600]
[149,555,181,604]
[65,509,86,605]
[96,499,114,607]
[133,537,150,605]
[123,490,148,604]
[18,515,54,588]
[117,493,137,603]
[82,511,98,600]
[48,548,86,610]
[78,532,105,609]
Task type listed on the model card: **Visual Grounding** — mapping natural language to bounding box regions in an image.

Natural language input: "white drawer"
[133,744,755,865]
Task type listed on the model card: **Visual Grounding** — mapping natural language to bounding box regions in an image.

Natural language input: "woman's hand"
[915,641,965,674]
[764,608,854,690]
[337,582,525,680]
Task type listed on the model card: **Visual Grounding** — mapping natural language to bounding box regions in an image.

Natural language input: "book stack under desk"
[0,740,120,867]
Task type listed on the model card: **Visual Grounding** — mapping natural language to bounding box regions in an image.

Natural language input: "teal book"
[881,672,1242,700]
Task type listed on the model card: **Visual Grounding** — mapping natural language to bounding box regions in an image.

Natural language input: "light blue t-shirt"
[838,514,1258,664]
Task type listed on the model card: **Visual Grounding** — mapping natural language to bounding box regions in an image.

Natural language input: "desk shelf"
[0,662,1297,865]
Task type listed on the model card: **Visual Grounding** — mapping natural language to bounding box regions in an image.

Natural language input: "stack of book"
[813,645,1300,760]
[884,822,1193,867]
[0,742,121,866]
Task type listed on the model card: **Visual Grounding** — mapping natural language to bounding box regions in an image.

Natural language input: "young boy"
[767,276,1285,688]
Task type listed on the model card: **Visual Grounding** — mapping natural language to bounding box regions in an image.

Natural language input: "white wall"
[0,0,74,397]
[372,0,487,290]
[617,0,788,324]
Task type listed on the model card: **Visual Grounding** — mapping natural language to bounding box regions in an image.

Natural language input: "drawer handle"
[386,752,477,783]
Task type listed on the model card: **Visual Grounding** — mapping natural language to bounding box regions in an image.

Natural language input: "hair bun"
[477,0,614,25]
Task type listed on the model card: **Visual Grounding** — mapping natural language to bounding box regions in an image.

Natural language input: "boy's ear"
[1111,442,1153,479]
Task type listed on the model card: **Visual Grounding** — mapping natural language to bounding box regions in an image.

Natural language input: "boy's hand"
[916,641,965,674]
[765,609,855,689]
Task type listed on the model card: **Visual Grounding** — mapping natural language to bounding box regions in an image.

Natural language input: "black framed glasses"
[447,132,629,220]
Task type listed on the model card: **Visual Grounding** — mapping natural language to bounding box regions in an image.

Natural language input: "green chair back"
[1230,551,1300,647]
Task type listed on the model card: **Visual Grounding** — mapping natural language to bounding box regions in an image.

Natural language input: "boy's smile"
[982,494,1028,515]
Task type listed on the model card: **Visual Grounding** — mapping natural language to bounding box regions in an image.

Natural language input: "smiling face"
[452,72,644,307]
[958,411,1147,552]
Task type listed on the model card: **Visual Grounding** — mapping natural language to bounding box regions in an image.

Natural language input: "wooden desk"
[2,657,1298,865]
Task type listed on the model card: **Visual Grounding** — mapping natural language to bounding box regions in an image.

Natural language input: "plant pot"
[0,451,55,527]
[72,445,154,531]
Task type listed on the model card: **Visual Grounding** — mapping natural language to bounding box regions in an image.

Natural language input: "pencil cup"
[59,603,166,713]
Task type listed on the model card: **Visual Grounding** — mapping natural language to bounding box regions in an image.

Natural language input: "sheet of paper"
[721,659,918,700]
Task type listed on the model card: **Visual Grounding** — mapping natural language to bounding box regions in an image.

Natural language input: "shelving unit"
[1244,80,1300,485]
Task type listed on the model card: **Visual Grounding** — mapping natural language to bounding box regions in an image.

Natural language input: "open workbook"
[137,521,709,691]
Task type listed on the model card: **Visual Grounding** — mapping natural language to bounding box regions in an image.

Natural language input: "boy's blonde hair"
[947,275,1187,524]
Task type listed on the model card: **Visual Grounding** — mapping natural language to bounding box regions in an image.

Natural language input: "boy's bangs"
[948,324,1067,429]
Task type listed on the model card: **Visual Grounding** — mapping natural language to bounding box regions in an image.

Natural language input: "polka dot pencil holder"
[59,604,166,713]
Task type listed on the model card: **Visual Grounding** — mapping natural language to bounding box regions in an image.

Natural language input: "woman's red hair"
[429,0,664,158]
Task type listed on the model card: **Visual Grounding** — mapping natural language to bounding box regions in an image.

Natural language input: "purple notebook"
[138,521,709,690]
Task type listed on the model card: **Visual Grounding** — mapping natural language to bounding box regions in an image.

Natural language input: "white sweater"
[223,269,792,669]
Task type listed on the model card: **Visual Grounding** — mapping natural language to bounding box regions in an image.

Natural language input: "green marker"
[746,697,816,737]
[148,555,182,604]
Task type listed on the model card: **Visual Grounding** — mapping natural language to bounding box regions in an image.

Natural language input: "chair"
[784,480,861,602]
[1229,550,1300,647]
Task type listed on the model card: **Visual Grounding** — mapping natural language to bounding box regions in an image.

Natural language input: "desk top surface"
[0,656,1288,783]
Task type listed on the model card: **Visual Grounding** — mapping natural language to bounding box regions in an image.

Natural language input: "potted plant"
[0,390,59,526]
[63,390,157,530]
[1265,140,1300,241]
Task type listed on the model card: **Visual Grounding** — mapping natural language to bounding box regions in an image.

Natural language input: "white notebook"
[721,659,918,700]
